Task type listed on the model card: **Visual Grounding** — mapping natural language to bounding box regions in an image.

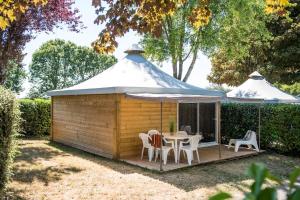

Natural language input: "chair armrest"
[163,138,174,148]
[179,140,190,149]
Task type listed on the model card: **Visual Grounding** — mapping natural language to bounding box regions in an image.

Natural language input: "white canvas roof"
[47,45,223,98]
[227,71,299,103]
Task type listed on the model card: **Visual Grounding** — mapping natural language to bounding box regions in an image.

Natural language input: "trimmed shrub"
[19,99,51,136]
[221,103,300,155]
[0,86,21,194]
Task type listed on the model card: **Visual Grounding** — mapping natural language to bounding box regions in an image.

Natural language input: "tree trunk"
[0,65,6,85]
[183,50,198,82]
[177,10,186,81]
[171,58,178,79]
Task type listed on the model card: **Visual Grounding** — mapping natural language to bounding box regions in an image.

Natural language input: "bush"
[221,103,300,155]
[0,86,21,194]
[19,99,51,136]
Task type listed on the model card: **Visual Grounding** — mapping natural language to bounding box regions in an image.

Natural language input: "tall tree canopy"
[208,0,299,86]
[29,39,117,97]
[0,0,47,29]
[0,0,81,84]
[92,0,290,82]
[92,0,290,54]
[140,0,224,82]
[4,60,27,94]
[92,0,212,54]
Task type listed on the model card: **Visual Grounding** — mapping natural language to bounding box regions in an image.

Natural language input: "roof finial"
[124,44,145,54]
[249,71,263,78]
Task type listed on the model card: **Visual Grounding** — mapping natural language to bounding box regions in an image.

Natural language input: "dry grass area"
[5,139,300,200]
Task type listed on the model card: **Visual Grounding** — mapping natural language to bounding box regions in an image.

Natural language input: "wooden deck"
[122,145,262,172]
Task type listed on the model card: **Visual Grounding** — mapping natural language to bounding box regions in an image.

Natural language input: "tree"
[29,39,117,97]
[92,0,212,54]
[139,0,224,82]
[92,0,288,82]
[208,0,299,86]
[276,83,300,96]
[92,0,289,54]
[4,60,27,94]
[0,0,81,84]
[0,0,47,30]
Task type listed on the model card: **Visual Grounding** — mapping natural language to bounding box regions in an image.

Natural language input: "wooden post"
[217,101,221,159]
[113,94,120,159]
[160,101,163,172]
[50,97,54,141]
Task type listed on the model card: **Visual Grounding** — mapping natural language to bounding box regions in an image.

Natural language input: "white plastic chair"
[154,137,175,165]
[148,129,160,136]
[139,133,154,162]
[177,131,188,136]
[147,130,175,165]
[179,135,202,165]
[228,130,259,152]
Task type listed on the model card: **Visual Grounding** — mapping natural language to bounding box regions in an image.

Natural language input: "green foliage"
[4,60,27,94]
[29,39,117,97]
[221,103,300,154]
[19,99,51,137]
[208,0,272,86]
[140,0,225,82]
[169,120,175,133]
[209,163,300,200]
[0,86,21,194]
[276,83,300,96]
[208,0,300,86]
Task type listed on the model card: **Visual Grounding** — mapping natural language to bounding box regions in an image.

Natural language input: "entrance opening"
[178,103,216,144]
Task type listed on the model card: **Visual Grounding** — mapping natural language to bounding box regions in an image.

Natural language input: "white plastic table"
[163,133,190,163]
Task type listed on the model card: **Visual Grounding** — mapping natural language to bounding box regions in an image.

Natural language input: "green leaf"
[288,189,300,200]
[289,168,300,188]
[257,187,277,200]
[247,163,269,195]
[209,192,232,200]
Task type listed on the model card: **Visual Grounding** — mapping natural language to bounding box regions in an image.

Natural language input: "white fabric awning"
[227,71,299,103]
[125,93,222,103]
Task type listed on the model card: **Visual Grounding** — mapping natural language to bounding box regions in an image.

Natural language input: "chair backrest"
[148,129,160,136]
[177,131,188,136]
[243,130,252,140]
[249,131,257,141]
[139,133,152,148]
[180,125,192,134]
[189,135,202,150]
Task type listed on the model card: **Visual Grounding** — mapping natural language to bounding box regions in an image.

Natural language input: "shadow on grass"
[16,139,300,193]
[13,140,83,187]
[13,166,82,186]
[47,140,258,192]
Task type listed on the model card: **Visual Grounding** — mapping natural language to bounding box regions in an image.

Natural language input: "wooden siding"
[52,94,117,158]
[118,96,177,158]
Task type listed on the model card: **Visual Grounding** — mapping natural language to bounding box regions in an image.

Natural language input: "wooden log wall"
[52,94,116,158]
[118,96,177,158]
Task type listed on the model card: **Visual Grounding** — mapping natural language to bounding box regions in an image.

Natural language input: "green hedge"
[221,103,300,155]
[0,86,21,193]
[19,99,51,136]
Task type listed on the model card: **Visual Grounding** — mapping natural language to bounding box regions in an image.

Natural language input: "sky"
[20,0,213,97]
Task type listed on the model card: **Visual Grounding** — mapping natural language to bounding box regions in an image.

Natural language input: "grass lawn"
[5,139,300,200]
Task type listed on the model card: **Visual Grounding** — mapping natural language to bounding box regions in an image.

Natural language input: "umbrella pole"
[160,101,163,172]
